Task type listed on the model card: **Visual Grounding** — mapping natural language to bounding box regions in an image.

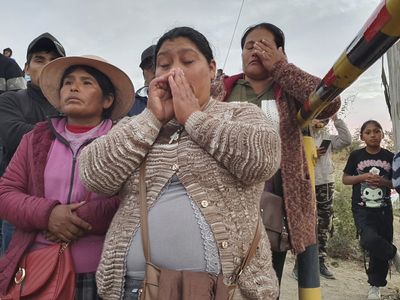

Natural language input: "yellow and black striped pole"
[295,2,400,299]
[298,136,320,300]
[297,0,400,128]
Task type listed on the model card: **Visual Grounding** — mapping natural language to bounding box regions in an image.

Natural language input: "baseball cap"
[139,45,156,69]
[26,32,66,59]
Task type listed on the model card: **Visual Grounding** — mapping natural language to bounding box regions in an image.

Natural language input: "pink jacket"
[0,118,119,294]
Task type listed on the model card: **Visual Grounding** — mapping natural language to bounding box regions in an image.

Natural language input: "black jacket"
[0,54,25,95]
[127,86,148,116]
[0,82,59,174]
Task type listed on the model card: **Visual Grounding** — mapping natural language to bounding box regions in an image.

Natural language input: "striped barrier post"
[298,136,320,300]
[297,0,400,128]
[296,2,399,299]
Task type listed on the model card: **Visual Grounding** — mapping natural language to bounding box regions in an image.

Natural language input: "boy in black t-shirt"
[343,120,399,300]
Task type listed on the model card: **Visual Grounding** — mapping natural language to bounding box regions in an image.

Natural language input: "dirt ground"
[279,217,400,300]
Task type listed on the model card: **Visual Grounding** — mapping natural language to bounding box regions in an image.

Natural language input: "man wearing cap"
[127,44,155,116]
[0,32,65,254]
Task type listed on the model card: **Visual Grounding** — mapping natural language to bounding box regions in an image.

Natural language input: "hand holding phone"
[317,139,331,157]
[319,139,331,150]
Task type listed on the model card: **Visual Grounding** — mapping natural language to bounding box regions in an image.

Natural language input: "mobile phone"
[319,139,331,149]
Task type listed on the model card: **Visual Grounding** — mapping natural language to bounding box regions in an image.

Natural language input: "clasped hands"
[362,172,382,188]
[148,68,201,125]
[45,202,92,243]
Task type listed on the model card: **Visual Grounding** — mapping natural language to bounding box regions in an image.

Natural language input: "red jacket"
[220,61,340,254]
[0,120,119,294]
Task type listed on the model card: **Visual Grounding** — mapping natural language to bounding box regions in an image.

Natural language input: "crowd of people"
[0,23,399,300]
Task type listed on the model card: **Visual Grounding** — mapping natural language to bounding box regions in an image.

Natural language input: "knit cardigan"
[79,100,281,300]
[221,60,340,254]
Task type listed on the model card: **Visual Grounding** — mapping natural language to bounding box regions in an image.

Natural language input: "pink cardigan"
[0,119,119,294]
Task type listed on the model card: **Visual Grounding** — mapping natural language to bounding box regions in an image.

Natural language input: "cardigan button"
[221,241,229,249]
[171,164,179,171]
[201,200,209,208]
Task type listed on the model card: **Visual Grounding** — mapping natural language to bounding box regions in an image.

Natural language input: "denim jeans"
[123,278,143,300]
[1,220,14,255]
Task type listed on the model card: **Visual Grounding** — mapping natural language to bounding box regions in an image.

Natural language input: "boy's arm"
[342,173,365,185]
[330,119,352,150]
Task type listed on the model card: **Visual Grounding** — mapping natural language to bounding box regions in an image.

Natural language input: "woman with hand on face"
[0,55,134,299]
[79,27,281,300]
[219,23,341,286]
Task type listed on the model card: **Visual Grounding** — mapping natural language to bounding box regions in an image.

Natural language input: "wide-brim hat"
[40,55,134,121]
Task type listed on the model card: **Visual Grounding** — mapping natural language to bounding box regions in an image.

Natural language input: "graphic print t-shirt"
[343,147,394,209]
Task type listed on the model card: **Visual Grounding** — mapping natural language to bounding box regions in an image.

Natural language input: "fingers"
[317,147,327,157]
[253,40,286,70]
[169,69,194,99]
[70,213,92,231]
[255,39,276,52]
[149,71,172,98]
[68,202,92,230]
[61,225,86,241]
[152,70,173,86]
[51,221,87,242]
[69,201,87,211]
[48,204,92,243]
[151,71,175,95]
[147,70,175,123]
[254,40,273,55]
[168,68,200,125]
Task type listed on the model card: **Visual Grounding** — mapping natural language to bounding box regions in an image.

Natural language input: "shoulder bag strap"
[234,218,262,282]
[139,161,151,263]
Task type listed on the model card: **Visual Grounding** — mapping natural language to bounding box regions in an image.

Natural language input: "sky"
[2,0,395,134]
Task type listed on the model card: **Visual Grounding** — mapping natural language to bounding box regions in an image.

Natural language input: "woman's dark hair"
[241,23,285,53]
[154,27,214,64]
[360,120,383,136]
[60,65,116,119]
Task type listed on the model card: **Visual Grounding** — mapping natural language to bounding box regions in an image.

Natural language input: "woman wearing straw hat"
[0,55,134,299]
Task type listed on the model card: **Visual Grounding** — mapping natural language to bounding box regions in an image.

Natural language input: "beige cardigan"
[79,99,281,299]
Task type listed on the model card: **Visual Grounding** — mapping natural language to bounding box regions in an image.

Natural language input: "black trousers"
[353,206,396,287]
[272,250,287,286]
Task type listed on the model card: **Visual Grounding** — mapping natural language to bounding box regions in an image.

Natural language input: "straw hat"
[40,55,134,120]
